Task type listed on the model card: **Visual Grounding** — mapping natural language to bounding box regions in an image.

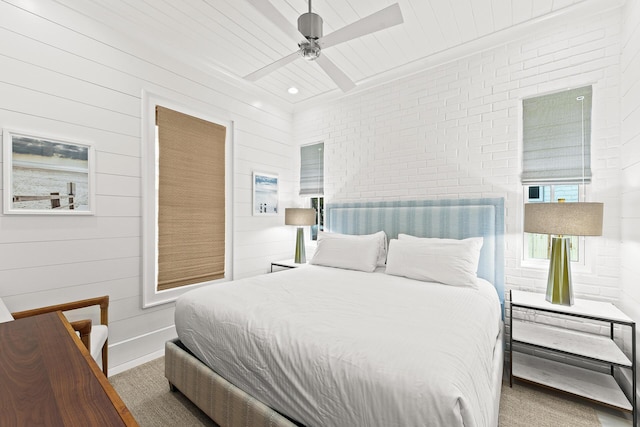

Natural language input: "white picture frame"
[3,129,95,215]
[252,171,279,216]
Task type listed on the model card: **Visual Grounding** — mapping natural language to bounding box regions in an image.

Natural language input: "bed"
[166,198,505,427]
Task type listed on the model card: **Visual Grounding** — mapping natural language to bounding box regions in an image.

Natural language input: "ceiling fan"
[245,0,404,92]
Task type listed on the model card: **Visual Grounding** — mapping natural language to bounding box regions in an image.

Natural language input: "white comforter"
[175,265,502,427]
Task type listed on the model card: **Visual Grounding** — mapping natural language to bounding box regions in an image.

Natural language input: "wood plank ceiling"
[53,0,609,104]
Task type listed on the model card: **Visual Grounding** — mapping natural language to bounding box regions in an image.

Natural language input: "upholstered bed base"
[165,325,504,427]
[165,339,298,427]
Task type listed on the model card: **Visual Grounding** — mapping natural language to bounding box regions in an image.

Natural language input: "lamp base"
[546,236,574,306]
[294,227,306,264]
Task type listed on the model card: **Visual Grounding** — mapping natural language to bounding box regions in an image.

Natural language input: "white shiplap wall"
[620,0,640,372]
[294,8,624,304]
[0,0,295,374]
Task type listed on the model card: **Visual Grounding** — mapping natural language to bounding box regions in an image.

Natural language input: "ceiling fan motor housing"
[298,12,323,39]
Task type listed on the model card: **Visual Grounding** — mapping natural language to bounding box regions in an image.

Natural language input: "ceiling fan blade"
[318,3,403,49]
[315,55,356,92]
[244,51,300,81]
[246,0,304,42]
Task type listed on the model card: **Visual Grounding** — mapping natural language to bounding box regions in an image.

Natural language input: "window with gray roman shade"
[300,142,324,196]
[522,86,592,184]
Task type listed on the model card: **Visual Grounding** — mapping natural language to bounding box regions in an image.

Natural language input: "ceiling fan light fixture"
[298,39,321,61]
[298,12,323,40]
[245,0,403,92]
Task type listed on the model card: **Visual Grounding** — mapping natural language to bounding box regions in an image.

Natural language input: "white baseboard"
[108,348,165,377]
[107,324,177,377]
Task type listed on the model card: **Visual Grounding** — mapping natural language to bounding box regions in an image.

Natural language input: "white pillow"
[310,232,385,272]
[385,237,484,287]
[398,234,483,273]
[316,231,388,266]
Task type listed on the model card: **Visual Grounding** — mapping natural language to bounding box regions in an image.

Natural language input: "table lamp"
[285,208,316,263]
[524,200,603,305]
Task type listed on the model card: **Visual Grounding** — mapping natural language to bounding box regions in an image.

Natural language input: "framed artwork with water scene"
[252,171,278,216]
[3,129,95,215]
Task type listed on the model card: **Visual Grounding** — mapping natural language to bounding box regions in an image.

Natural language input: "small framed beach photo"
[252,171,279,216]
[3,129,95,215]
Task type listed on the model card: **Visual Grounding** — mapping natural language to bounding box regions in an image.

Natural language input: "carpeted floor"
[110,357,217,427]
[110,357,602,427]
[498,380,601,427]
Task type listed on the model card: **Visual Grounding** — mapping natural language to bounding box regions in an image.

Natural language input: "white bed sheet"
[175,265,502,427]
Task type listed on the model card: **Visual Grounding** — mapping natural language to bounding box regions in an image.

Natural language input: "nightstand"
[509,290,636,425]
[270,259,307,272]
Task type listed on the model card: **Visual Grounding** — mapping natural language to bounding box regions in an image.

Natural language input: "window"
[300,143,324,196]
[300,143,324,240]
[522,86,592,185]
[310,196,324,240]
[524,185,581,262]
[155,106,226,291]
[142,93,233,307]
[522,86,592,264]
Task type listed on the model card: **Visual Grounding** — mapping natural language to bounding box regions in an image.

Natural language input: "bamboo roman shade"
[522,86,592,184]
[299,142,324,196]
[156,106,226,291]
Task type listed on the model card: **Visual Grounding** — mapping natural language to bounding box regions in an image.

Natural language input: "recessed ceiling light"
[288,87,299,95]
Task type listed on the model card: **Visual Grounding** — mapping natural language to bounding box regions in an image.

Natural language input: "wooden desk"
[0,311,138,426]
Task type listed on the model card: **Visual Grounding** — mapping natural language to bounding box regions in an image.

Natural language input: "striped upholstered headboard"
[325,198,505,311]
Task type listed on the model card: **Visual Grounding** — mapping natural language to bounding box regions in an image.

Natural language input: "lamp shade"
[285,208,316,226]
[524,202,603,236]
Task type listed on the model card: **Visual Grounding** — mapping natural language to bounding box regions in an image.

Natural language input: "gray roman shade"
[299,142,324,196]
[522,86,592,184]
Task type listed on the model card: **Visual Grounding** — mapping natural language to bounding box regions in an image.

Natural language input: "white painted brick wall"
[620,0,640,395]
[294,9,624,307]
[621,0,640,306]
